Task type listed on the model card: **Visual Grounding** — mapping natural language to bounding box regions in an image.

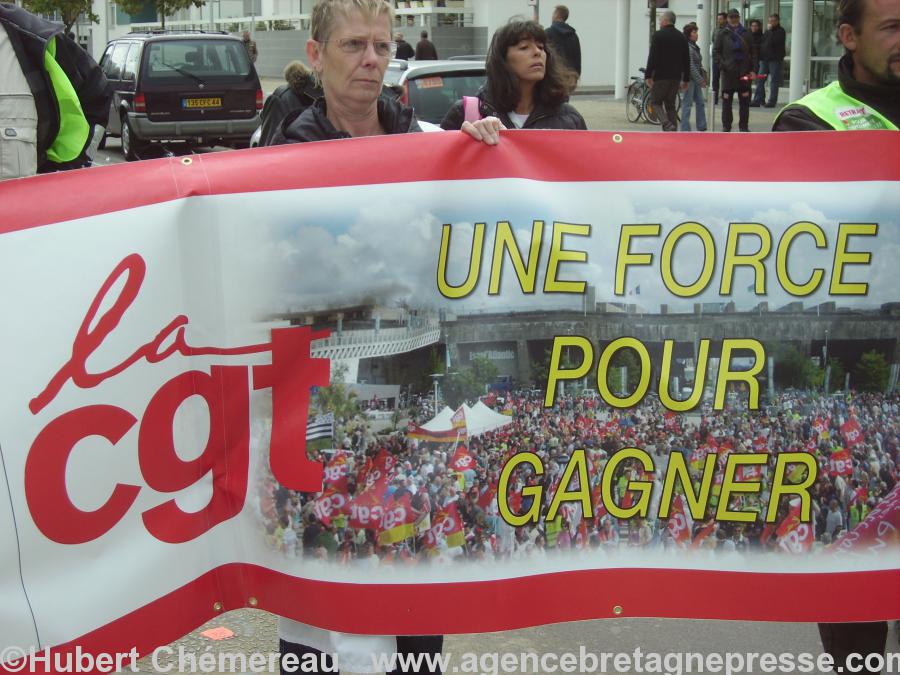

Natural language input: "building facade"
[60,0,834,100]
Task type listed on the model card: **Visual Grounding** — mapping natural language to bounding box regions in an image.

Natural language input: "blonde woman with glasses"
[274,3,446,673]
[271,0,419,142]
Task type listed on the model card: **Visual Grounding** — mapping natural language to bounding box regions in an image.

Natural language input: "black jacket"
[258,63,320,146]
[415,38,438,60]
[439,90,587,131]
[546,21,581,76]
[396,39,414,60]
[760,24,786,62]
[773,54,900,131]
[645,24,690,83]
[271,96,421,144]
[0,2,109,171]
[713,23,758,90]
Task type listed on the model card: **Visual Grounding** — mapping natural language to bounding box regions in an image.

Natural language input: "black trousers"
[279,636,444,675]
[650,79,680,131]
[721,80,751,131]
[818,622,889,675]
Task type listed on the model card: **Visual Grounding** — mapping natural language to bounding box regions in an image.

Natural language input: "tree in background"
[23,0,98,34]
[119,0,205,29]
[315,362,358,424]
[606,347,642,395]
[854,350,890,392]
[821,357,847,392]
[770,342,819,389]
[442,356,498,409]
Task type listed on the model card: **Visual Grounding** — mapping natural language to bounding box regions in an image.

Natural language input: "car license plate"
[183,97,222,109]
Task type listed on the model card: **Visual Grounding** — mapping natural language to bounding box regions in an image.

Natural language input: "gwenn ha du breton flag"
[306,412,334,441]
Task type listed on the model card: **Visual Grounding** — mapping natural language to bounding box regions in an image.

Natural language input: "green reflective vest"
[44,36,90,164]
[781,81,898,131]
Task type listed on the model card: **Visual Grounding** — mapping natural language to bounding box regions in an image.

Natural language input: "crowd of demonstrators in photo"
[253,384,898,566]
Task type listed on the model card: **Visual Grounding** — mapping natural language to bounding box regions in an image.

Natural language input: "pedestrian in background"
[711,11,727,103]
[752,13,786,107]
[713,8,757,132]
[545,4,581,80]
[415,30,438,60]
[644,9,690,132]
[395,31,414,59]
[679,22,708,131]
[243,30,258,63]
[748,18,764,67]
[258,60,320,146]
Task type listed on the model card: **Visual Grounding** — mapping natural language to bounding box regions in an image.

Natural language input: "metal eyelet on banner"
[181,157,193,166]
[213,602,223,612]
[613,605,623,616]
[612,134,623,143]
[248,597,258,607]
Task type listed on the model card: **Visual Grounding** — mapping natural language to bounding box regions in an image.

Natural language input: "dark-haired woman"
[440,18,586,144]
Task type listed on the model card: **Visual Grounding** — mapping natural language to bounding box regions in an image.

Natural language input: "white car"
[384,58,486,125]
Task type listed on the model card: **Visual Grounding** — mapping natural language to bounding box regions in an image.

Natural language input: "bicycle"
[625,68,683,125]
[625,68,649,123]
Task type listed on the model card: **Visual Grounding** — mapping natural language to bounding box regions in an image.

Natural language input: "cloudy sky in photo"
[234,180,900,316]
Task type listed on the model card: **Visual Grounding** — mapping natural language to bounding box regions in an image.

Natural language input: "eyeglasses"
[319,37,397,58]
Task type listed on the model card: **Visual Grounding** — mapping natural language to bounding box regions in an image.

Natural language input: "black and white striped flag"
[306,412,334,441]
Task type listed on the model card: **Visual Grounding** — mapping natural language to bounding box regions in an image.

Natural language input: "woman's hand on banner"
[461,116,506,145]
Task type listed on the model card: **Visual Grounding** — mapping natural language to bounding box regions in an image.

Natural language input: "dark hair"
[554,4,569,21]
[838,0,865,32]
[717,11,727,18]
[750,18,762,28]
[682,21,697,38]
[837,0,865,48]
[484,19,572,111]
[769,13,780,20]
[420,29,428,38]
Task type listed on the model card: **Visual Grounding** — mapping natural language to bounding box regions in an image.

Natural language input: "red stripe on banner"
[4,565,898,673]
[1,131,898,235]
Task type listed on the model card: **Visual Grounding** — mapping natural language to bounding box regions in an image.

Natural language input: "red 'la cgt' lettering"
[25,254,329,545]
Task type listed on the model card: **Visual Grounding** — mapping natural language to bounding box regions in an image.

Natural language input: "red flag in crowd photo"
[840,418,864,447]
[450,443,475,472]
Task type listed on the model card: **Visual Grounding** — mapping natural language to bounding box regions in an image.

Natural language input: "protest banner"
[1,131,899,670]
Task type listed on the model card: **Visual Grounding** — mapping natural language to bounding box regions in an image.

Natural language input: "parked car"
[99,30,262,160]
[384,58,486,124]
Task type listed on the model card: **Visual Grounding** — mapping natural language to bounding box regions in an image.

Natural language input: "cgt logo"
[25,254,330,545]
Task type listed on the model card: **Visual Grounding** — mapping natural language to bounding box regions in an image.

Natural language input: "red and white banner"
[1,131,899,668]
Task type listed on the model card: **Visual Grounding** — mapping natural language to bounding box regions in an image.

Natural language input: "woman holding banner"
[439,19,586,144]
[273,1,444,673]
